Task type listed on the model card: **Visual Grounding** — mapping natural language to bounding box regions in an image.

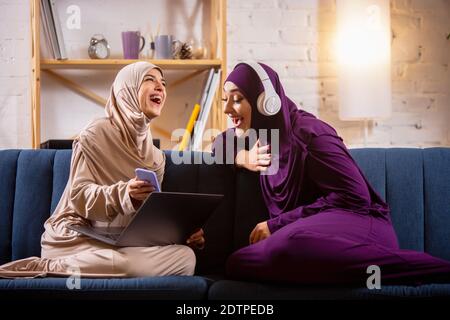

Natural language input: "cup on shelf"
[121,31,145,59]
[152,35,182,59]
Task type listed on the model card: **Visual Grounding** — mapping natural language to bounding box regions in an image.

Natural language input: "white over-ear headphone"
[242,62,282,116]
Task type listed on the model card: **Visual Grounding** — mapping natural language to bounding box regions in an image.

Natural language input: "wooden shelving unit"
[30,0,227,149]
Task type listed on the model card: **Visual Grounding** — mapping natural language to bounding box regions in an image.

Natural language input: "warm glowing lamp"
[336,0,392,139]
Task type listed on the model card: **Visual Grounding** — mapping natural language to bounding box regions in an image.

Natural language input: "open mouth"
[230,116,243,127]
[149,94,162,105]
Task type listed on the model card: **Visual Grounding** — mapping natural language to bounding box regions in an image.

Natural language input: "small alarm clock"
[88,34,110,59]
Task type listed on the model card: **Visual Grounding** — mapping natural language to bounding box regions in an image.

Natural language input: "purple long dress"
[217,63,450,286]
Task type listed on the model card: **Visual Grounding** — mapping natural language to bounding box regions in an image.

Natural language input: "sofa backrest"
[1,148,449,270]
[0,150,62,264]
[232,148,450,262]
[349,148,449,262]
[162,152,235,274]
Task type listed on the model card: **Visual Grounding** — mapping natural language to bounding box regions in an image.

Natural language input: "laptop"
[68,191,224,247]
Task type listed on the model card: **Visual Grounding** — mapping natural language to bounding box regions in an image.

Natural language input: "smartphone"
[135,168,161,192]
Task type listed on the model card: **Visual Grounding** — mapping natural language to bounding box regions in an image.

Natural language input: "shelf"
[31,0,227,149]
[41,59,222,70]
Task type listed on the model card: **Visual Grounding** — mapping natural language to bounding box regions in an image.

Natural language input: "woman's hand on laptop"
[127,178,156,209]
[186,228,205,250]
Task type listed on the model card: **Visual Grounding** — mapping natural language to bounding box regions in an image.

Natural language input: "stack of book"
[40,0,67,60]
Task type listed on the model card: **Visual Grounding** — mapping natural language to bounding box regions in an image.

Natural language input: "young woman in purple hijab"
[214,62,450,285]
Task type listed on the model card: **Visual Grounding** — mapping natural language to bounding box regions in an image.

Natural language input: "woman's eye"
[233,99,242,104]
[145,77,166,87]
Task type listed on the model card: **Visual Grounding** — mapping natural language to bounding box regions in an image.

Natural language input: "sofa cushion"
[351,148,425,251]
[349,148,386,201]
[50,150,71,214]
[385,149,425,251]
[348,149,386,201]
[12,150,56,260]
[0,150,20,265]
[423,148,450,261]
[0,275,209,300]
[208,280,450,299]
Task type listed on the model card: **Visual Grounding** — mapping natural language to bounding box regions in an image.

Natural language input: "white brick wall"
[0,0,31,149]
[1,0,209,149]
[227,0,450,147]
[0,0,449,149]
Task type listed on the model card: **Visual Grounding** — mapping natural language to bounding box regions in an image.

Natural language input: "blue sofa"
[0,148,449,299]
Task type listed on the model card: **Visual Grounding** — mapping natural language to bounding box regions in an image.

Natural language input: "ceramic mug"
[153,35,182,59]
[121,31,145,59]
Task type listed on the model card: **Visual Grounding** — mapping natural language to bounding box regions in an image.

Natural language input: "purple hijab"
[225,63,315,215]
[224,62,389,218]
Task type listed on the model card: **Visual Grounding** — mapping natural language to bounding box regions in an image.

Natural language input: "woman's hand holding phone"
[127,178,155,210]
[127,169,160,210]
[134,168,161,192]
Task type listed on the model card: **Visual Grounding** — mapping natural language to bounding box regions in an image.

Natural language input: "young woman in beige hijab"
[0,61,204,278]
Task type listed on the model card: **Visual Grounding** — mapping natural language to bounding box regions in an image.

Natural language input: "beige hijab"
[76,62,166,185]
[107,61,161,157]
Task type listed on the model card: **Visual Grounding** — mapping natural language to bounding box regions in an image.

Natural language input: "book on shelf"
[191,68,221,151]
[40,0,58,58]
[198,69,215,116]
[40,0,67,60]
[40,0,56,58]
[49,0,67,59]
[189,69,214,150]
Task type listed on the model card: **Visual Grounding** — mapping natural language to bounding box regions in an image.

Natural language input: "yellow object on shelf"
[178,104,201,151]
